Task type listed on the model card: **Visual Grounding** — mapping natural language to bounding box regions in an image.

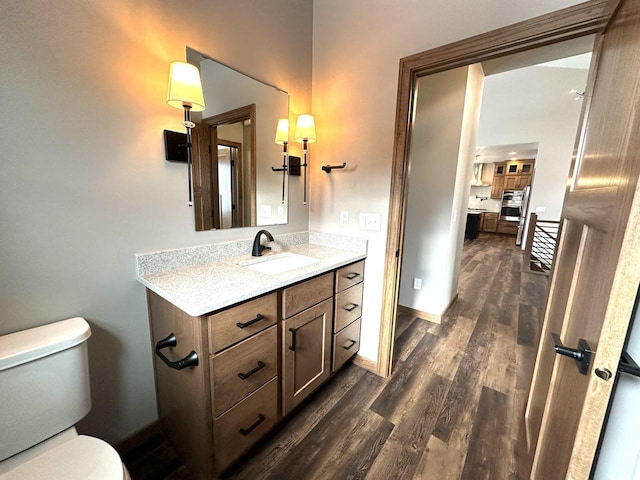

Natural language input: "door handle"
[288,327,296,351]
[550,332,592,375]
[619,351,640,377]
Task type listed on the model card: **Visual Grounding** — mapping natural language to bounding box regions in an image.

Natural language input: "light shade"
[166,62,206,112]
[275,119,289,145]
[295,114,316,144]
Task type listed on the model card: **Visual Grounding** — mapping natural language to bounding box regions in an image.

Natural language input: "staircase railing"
[524,213,560,274]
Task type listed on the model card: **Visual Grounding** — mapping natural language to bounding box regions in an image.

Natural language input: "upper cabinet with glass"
[187,47,289,231]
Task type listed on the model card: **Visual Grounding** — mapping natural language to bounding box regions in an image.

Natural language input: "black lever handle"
[238,361,266,380]
[343,339,358,350]
[155,333,199,370]
[239,414,266,436]
[551,332,592,375]
[345,303,359,312]
[236,314,265,329]
[346,272,360,280]
[620,351,640,377]
[289,327,296,351]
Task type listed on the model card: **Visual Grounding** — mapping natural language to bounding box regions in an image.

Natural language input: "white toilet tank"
[0,317,92,461]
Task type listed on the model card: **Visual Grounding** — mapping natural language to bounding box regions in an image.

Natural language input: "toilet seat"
[0,435,127,480]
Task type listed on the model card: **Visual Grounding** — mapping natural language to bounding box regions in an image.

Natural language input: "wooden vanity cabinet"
[281,273,333,416]
[146,260,365,478]
[332,261,364,371]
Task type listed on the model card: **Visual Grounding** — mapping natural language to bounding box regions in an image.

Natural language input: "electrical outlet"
[413,278,422,290]
[340,211,349,227]
[535,206,546,213]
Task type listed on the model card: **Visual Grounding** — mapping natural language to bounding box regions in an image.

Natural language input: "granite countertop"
[135,232,367,317]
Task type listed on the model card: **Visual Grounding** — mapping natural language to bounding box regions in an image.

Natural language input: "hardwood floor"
[129,233,548,479]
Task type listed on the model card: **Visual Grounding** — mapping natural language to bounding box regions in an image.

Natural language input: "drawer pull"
[237,361,266,380]
[345,272,360,280]
[236,314,265,329]
[288,327,296,351]
[155,333,199,370]
[239,414,266,436]
[345,303,359,312]
[343,339,358,350]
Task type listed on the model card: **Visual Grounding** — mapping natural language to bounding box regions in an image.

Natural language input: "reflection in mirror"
[187,47,289,231]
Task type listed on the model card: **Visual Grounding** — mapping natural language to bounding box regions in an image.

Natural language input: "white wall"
[477,65,589,221]
[398,65,484,316]
[0,0,312,444]
[310,0,584,361]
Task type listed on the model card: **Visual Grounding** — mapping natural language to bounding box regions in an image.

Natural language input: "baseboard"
[398,305,442,324]
[114,421,163,458]
[398,293,459,325]
[352,353,377,373]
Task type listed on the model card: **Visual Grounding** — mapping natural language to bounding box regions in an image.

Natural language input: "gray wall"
[310,0,584,360]
[0,0,312,443]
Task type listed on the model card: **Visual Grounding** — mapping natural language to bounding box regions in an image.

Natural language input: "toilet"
[0,317,130,479]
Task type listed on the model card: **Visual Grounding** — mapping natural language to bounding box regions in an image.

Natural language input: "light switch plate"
[359,213,381,231]
[413,278,422,290]
[259,205,272,217]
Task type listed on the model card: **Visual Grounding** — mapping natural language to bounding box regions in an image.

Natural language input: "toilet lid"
[0,435,124,480]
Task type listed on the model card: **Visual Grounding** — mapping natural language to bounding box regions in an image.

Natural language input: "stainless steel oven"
[500,189,523,221]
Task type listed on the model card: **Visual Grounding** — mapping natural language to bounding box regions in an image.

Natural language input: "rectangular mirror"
[187,47,289,231]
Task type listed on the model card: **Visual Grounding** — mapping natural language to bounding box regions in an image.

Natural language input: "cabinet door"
[516,174,532,189]
[504,175,518,190]
[282,298,333,416]
[482,213,498,232]
[491,176,504,199]
[493,162,506,176]
[505,161,519,176]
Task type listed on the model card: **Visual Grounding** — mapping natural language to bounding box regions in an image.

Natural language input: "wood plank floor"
[129,233,548,480]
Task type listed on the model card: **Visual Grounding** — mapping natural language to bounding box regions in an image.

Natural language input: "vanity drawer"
[208,292,277,353]
[282,272,333,319]
[334,282,363,332]
[210,325,277,417]
[214,376,278,473]
[333,318,361,372]
[335,260,364,293]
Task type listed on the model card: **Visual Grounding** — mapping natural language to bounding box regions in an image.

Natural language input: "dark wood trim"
[378,0,613,378]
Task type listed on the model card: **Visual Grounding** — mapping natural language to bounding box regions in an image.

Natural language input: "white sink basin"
[239,253,319,275]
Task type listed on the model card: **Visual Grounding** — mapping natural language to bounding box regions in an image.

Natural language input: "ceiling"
[475,142,539,163]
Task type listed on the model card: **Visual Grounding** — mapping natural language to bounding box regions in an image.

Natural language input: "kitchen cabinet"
[481,212,499,232]
[146,260,365,478]
[492,160,534,198]
[490,162,505,199]
[497,219,518,235]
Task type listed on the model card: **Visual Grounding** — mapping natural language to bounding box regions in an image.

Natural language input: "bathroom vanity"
[136,233,366,478]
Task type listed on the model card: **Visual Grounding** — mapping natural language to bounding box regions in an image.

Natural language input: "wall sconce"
[166,61,206,207]
[272,118,289,204]
[295,114,316,205]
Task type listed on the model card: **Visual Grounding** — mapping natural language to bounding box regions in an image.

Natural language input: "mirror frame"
[377,0,613,377]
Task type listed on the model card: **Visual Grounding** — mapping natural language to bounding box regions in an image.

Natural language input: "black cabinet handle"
[238,361,266,380]
[345,272,360,280]
[343,339,357,350]
[236,314,265,329]
[345,303,359,312]
[289,327,296,351]
[155,333,199,370]
[550,332,592,375]
[239,414,266,436]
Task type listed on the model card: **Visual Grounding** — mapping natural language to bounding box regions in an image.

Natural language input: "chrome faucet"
[252,230,274,257]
